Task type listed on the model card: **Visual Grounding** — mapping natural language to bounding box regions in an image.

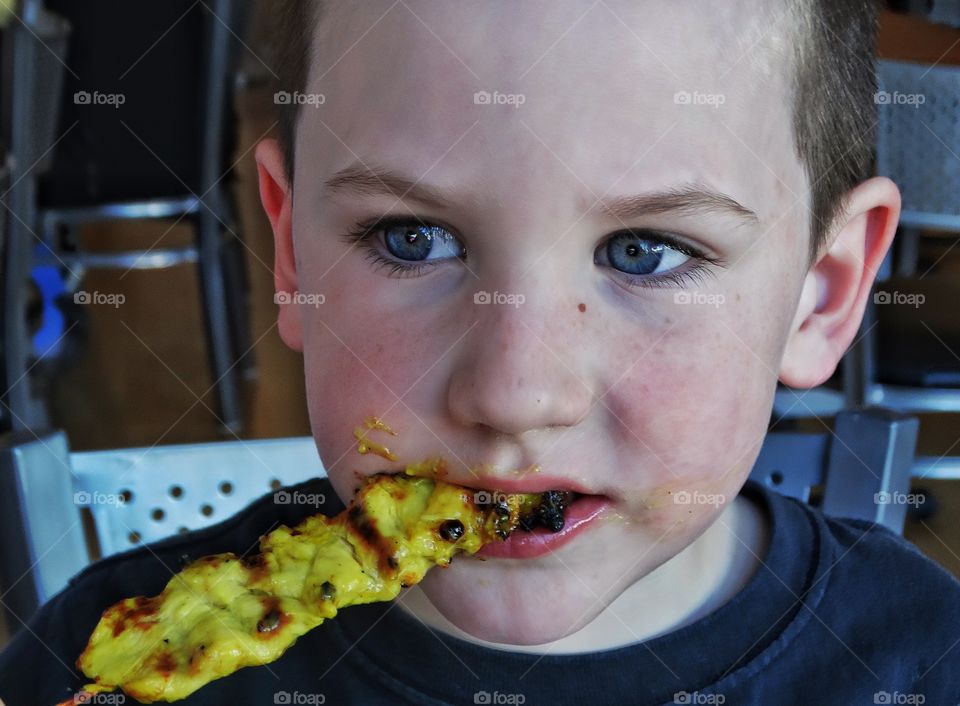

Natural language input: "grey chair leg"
[219,190,256,380]
[895,226,921,278]
[196,208,243,435]
[821,408,919,534]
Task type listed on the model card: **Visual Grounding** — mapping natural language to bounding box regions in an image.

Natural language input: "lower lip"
[475,495,611,559]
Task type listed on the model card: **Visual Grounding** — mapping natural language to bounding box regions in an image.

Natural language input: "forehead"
[301,0,805,226]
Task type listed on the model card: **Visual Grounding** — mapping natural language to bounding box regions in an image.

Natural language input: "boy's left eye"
[594,231,690,276]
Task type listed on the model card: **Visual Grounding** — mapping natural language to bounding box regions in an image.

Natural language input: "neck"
[397,492,770,654]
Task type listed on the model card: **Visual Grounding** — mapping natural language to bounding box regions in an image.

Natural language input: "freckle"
[577,303,586,313]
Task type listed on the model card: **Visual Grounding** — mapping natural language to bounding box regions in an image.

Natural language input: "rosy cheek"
[604,326,773,498]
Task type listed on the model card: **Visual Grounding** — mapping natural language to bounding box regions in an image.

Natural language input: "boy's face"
[284,0,811,643]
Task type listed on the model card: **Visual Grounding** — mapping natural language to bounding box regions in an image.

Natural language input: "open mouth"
[470,488,584,537]
[475,489,610,559]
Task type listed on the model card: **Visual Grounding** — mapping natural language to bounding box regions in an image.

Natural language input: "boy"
[2,0,959,704]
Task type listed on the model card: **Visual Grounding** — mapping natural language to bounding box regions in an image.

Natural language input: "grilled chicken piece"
[66,473,555,704]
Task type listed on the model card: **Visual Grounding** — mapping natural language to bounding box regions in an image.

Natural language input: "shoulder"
[771,489,960,693]
[749,480,960,610]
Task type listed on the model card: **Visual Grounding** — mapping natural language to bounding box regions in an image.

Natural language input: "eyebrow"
[321,163,759,225]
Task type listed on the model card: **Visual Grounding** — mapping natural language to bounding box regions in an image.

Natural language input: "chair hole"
[200,504,214,517]
[119,489,133,504]
[769,470,784,486]
[151,508,165,522]
[219,481,234,495]
[178,526,189,535]
[269,478,282,491]
[128,531,141,544]
[169,485,184,499]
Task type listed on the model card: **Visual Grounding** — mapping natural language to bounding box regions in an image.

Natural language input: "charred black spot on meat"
[257,609,281,633]
[438,519,465,541]
[518,490,577,533]
[320,581,336,601]
[347,502,399,575]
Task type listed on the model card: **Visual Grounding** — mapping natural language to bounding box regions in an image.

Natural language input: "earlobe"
[779,176,901,388]
[255,138,303,352]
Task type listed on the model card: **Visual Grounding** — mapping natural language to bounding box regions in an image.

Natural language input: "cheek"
[300,306,443,495]
[601,313,777,524]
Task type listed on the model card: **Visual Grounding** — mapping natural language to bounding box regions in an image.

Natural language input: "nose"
[447,295,594,436]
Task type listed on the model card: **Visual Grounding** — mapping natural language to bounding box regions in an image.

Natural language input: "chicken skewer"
[62,470,571,704]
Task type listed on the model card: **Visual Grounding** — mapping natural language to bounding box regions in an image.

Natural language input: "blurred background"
[0,0,959,647]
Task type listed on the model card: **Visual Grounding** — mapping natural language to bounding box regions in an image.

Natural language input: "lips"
[477,493,611,559]
[379,466,611,558]
[454,476,611,559]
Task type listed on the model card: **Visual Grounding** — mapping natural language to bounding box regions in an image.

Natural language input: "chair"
[0,3,72,432]
[2,0,256,435]
[748,407,919,532]
[0,407,923,636]
[0,430,323,635]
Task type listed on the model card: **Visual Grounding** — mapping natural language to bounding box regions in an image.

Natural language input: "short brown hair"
[270,0,880,263]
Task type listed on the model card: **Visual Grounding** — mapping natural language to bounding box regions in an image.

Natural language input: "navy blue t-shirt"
[1,477,958,705]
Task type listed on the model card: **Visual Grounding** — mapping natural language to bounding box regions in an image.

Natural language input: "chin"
[418,556,610,646]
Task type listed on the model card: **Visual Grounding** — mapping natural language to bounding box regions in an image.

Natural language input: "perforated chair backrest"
[0,431,324,629]
[71,436,325,556]
[876,59,960,230]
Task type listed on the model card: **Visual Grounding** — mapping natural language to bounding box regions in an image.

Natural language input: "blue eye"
[383,223,462,262]
[596,231,691,277]
[340,216,466,278]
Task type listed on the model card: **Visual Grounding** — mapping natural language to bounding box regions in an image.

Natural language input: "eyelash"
[339,216,725,289]
[340,216,457,279]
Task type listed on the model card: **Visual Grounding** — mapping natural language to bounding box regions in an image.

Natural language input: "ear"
[255,138,303,352]
[779,176,901,388]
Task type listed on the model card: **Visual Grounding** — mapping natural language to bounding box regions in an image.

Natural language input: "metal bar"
[912,456,960,480]
[34,247,200,270]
